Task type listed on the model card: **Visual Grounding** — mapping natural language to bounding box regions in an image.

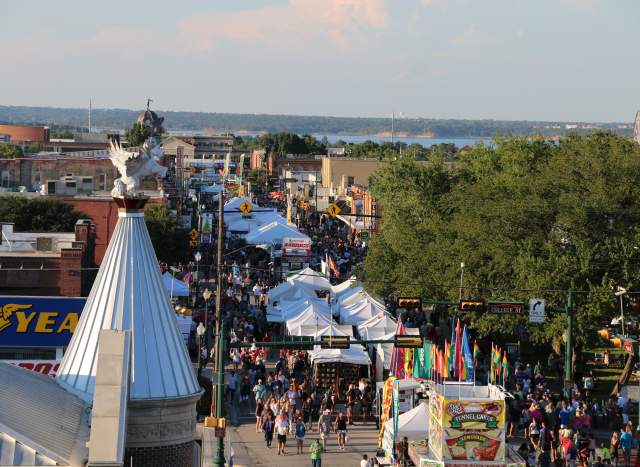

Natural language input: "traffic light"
[397,297,422,310]
[189,229,199,248]
[320,335,350,349]
[395,335,423,348]
[458,300,486,312]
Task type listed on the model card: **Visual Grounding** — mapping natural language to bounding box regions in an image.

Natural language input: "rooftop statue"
[109,138,167,197]
[110,101,167,197]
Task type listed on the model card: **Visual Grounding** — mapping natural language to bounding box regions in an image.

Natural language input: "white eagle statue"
[109,139,168,197]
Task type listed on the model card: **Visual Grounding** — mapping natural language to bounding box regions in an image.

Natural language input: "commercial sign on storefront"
[0,296,86,347]
[1,360,61,377]
[282,237,311,257]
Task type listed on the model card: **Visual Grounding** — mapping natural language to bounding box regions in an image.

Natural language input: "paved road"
[227,416,381,467]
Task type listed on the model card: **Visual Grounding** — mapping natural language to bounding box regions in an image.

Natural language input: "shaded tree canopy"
[124,122,150,147]
[364,132,640,348]
[0,197,88,231]
[0,143,23,159]
[144,204,190,264]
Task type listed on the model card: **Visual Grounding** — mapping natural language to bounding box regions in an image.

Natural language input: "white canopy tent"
[267,282,296,302]
[296,324,353,337]
[225,196,255,211]
[339,299,386,326]
[245,221,310,246]
[382,402,429,455]
[309,344,371,366]
[357,312,398,340]
[288,267,332,290]
[338,286,365,306]
[163,272,190,298]
[200,184,224,193]
[268,298,329,323]
[332,277,357,296]
[285,304,335,334]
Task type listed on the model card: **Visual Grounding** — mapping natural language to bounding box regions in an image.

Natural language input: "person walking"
[295,416,307,454]
[262,414,275,448]
[309,438,323,467]
[334,412,348,451]
[619,426,632,467]
[255,397,265,432]
[276,412,290,455]
[318,409,332,451]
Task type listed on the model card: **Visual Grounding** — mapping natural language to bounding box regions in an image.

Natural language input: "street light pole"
[203,288,212,354]
[213,189,225,467]
[196,322,205,378]
[564,288,574,385]
[194,251,202,305]
[615,286,628,337]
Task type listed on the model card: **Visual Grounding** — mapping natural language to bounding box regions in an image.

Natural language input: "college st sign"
[0,296,86,347]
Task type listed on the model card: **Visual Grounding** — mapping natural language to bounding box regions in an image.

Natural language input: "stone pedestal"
[125,395,201,467]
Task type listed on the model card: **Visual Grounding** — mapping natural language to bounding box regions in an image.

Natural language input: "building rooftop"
[56,198,201,402]
[0,363,90,466]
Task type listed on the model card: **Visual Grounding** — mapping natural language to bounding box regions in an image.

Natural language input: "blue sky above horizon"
[1,0,639,122]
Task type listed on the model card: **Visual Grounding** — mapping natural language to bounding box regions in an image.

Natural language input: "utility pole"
[213,190,225,467]
[564,288,574,384]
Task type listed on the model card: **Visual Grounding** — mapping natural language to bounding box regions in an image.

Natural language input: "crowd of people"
[504,360,638,467]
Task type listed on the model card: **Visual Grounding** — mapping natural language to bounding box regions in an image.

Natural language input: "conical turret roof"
[57,198,201,402]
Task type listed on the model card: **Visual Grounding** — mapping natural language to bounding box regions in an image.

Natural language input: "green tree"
[364,132,640,350]
[144,204,190,264]
[0,197,88,231]
[0,143,23,159]
[124,122,150,147]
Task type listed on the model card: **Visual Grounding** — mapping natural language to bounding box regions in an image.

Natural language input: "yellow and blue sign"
[0,296,86,347]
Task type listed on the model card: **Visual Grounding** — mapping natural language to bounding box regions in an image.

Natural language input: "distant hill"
[0,105,632,138]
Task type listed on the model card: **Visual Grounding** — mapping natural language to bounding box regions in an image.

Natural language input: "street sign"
[239,200,253,215]
[320,335,350,349]
[487,302,524,314]
[458,300,486,312]
[395,335,423,348]
[326,203,341,218]
[397,297,422,310]
[529,298,545,323]
[282,335,315,350]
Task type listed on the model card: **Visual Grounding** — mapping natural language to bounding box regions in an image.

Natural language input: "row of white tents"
[224,196,311,248]
[266,268,414,380]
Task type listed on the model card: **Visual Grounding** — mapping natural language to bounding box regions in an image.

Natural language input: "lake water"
[311,134,491,147]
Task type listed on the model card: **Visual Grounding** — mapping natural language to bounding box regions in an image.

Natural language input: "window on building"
[347,176,355,186]
[47,181,56,194]
[98,173,106,190]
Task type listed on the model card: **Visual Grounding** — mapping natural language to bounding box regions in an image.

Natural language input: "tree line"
[0,105,631,138]
[363,132,640,352]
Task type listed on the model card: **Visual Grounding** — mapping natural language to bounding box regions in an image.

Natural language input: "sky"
[1,0,639,122]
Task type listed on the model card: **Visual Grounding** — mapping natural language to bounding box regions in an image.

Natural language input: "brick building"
[250,149,322,176]
[0,220,96,297]
[0,124,49,144]
[64,194,164,264]
[0,155,118,192]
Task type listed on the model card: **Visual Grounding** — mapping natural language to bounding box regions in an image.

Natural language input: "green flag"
[424,342,432,377]
[412,346,424,378]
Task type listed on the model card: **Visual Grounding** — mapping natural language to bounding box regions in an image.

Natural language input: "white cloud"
[178,0,388,51]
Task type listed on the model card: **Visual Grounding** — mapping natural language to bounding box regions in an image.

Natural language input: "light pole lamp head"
[615,286,628,297]
[195,251,202,263]
[203,288,212,301]
[197,322,206,336]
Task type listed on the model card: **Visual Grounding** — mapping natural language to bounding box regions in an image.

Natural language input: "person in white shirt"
[360,454,370,467]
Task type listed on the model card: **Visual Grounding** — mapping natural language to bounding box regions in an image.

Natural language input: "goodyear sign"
[0,296,86,347]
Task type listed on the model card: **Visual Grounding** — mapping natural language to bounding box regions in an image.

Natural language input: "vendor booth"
[382,402,429,458]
